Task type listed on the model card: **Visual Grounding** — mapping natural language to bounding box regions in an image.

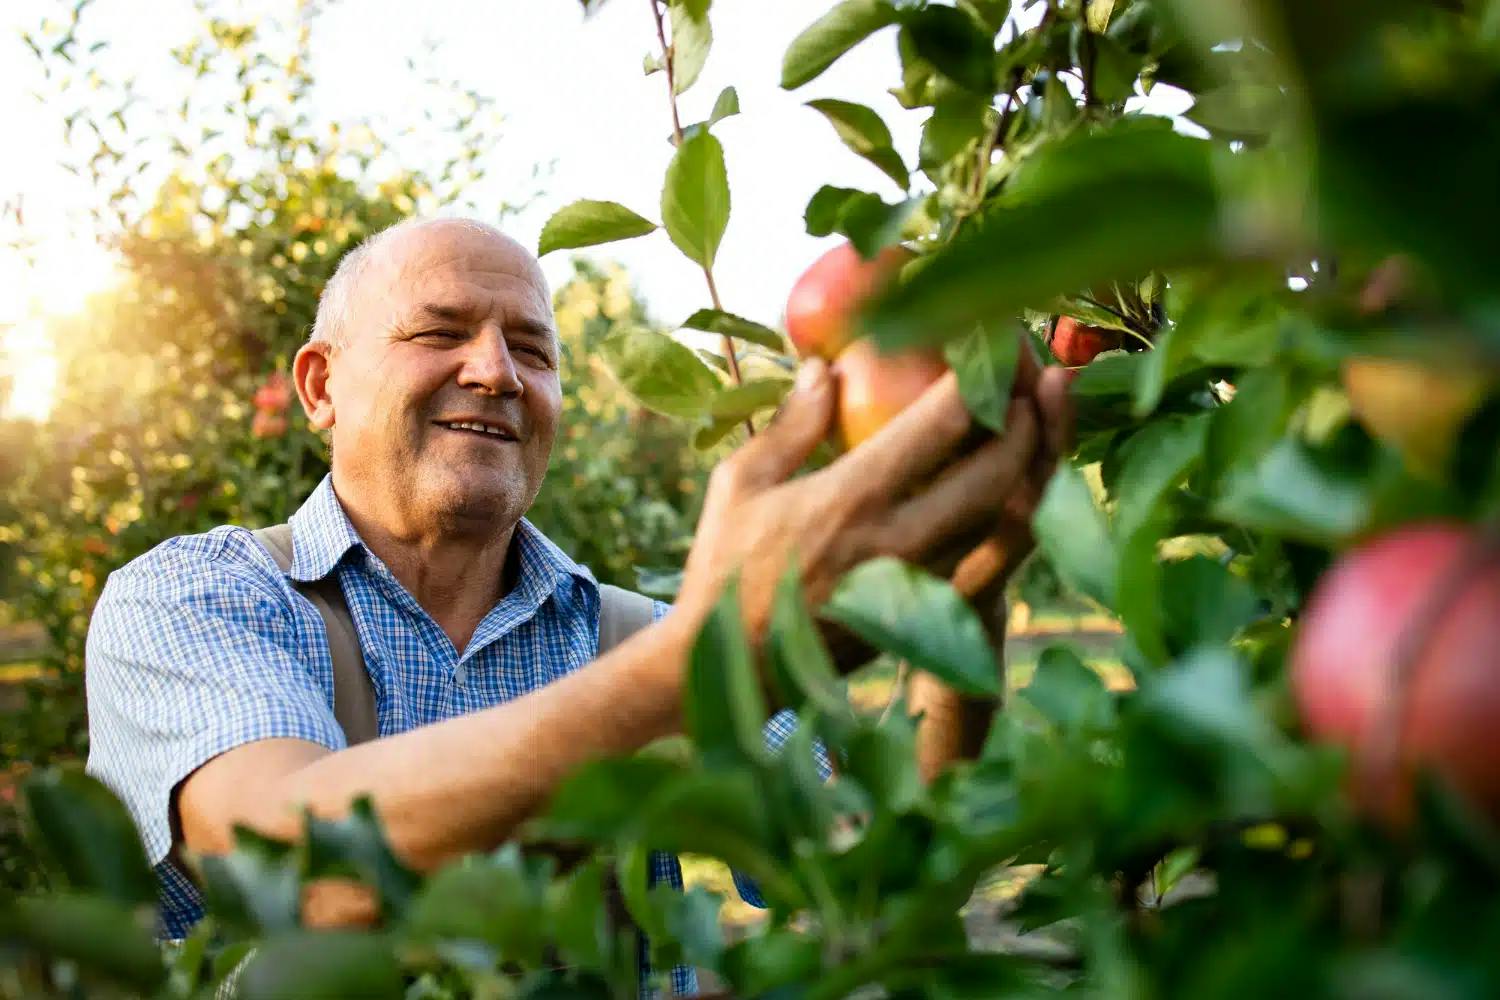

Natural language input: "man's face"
[324,221,562,534]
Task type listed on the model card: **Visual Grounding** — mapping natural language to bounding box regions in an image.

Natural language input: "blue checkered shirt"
[86,474,821,995]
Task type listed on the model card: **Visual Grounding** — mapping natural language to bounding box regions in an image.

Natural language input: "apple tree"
[6,0,1500,997]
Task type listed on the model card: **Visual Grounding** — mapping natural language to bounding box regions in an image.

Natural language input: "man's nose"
[457,327,523,397]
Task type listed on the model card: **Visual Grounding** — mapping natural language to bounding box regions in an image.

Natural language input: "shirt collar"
[284,474,598,595]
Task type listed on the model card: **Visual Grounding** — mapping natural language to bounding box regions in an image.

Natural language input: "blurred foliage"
[0,0,709,897]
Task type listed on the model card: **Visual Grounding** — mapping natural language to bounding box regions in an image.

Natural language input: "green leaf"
[1089,32,1143,104]
[943,320,1022,434]
[781,0,900,90]
[1214,438,1374,545]
[599,325,720,418]
[709,84,740,123]
[1160,556,1262,655]
[1033,462,1116,607]
[670,1,712,95]
[807,98,910,192]
[547,859,611,972]
[3,895,166,992]
[867,125,1223,350]
[634,565,684,600]
[197,827,301,934]
[659,886,726,968]
[765,564,855,729]
[708,378,793,422]
[1111,415,1209,542]
[694,415,744,450]
[838,193,922,258]
[722,929,822,995]
[661,130,730,268]
[1020,645,1115,734]
[21,767,156,906]
[821,557,1001,697]
[235,931,404,1000]
[684,579,769,768]
[681,307,785,349]
[402,847,548,964]
[844,713,924,813]
[303,798,422,918]
[904,4,996,94]
[805,185,867,237]
[537,200,657,257]
[541,753,691,842]
[919,94,992,170]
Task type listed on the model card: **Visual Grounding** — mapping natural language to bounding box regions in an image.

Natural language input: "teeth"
[444,421,510,437]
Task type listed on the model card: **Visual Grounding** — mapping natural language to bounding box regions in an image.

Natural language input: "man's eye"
[421,330,461,341]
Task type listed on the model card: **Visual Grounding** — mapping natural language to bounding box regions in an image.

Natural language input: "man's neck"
[332,483,522,656]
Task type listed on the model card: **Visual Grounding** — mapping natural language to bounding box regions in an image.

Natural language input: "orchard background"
[3,0,1499,998]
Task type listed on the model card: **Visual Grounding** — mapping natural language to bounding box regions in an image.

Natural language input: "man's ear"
[294,343,336,431]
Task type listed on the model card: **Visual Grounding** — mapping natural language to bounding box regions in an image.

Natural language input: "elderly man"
[85,218,1070,985]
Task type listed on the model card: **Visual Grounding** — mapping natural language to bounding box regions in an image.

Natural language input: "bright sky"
[0,0,1190,420]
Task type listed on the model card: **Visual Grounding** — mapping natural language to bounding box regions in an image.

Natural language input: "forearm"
[228,604,701,870]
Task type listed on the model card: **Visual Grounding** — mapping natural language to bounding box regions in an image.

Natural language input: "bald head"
[311,218,548,351]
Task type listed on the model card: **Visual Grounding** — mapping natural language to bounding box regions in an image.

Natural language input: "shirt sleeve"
[84,530,345,867]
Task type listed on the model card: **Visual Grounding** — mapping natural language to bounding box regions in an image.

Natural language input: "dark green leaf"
[681,307,785,349]
[21,767,156,906]
[236,931,404,1000]
[807,98,910,191]
[537,200,657,256]
[868,125,1223,350]
[1032,462,1116,607]
[1160,556,1262,655]
[821,557,1001,697]
[805,185,867,237]
[944,320,1022,434]
[1020,645,1115,734]
[599,325,720,418]
[905,4,996,94]
[843,712,923,813]
[661,130,730,268]
[721,929,822,995]
[402,846,548,964]
[659,886,725,968]
[3,894,166,992]
[684,578,769,768]
[541,753,690,842]
[547,859,611,972]
[1088,32,1143,104]
[197,827,301,934]
[781,0,900,90]
[839,193,922,258]
[303,798,422,917]
[670,2,712,95]
[766,564,855,729]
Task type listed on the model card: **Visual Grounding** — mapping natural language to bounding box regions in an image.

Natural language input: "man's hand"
[675,354,1044,653]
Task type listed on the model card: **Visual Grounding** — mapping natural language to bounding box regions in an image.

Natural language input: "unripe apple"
[1049,316,1122,368]
[1342,358,1489,476]
[832,339,949,451]
[1290,523,1500,826]
[785,243,912,361]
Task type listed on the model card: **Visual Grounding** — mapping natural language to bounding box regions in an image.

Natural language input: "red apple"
[785,243,912,361]
[1290,523,1500,825]
[832,339,949,451]
[1049,316,1122,368]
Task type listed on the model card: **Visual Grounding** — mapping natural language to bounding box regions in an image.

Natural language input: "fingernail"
[795,358,827,392]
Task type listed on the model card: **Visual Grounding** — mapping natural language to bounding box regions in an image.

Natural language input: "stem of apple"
[649,0,755,439]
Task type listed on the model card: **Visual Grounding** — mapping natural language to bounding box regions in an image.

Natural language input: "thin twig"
[649,0,754,438]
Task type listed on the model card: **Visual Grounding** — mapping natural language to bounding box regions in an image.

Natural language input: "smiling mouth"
[435,420,518,442]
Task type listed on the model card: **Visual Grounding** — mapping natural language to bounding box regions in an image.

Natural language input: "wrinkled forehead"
[370,221,554,328]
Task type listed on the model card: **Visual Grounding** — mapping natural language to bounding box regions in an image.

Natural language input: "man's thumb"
[739,358,835,486]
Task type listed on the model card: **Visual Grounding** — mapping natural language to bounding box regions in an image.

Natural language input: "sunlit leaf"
[538,200,657,256]
[782,0,900,90]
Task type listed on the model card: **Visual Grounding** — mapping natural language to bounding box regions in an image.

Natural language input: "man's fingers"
[1035,366,1075,461]
[880,402,1038,563]
[726,359,836,490]
[833,369,975,495]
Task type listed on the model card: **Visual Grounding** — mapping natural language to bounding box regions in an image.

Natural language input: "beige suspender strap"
[597,583,655,655]
[252,524,379,746]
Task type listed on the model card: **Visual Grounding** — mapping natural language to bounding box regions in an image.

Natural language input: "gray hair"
[308,217,510,350]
